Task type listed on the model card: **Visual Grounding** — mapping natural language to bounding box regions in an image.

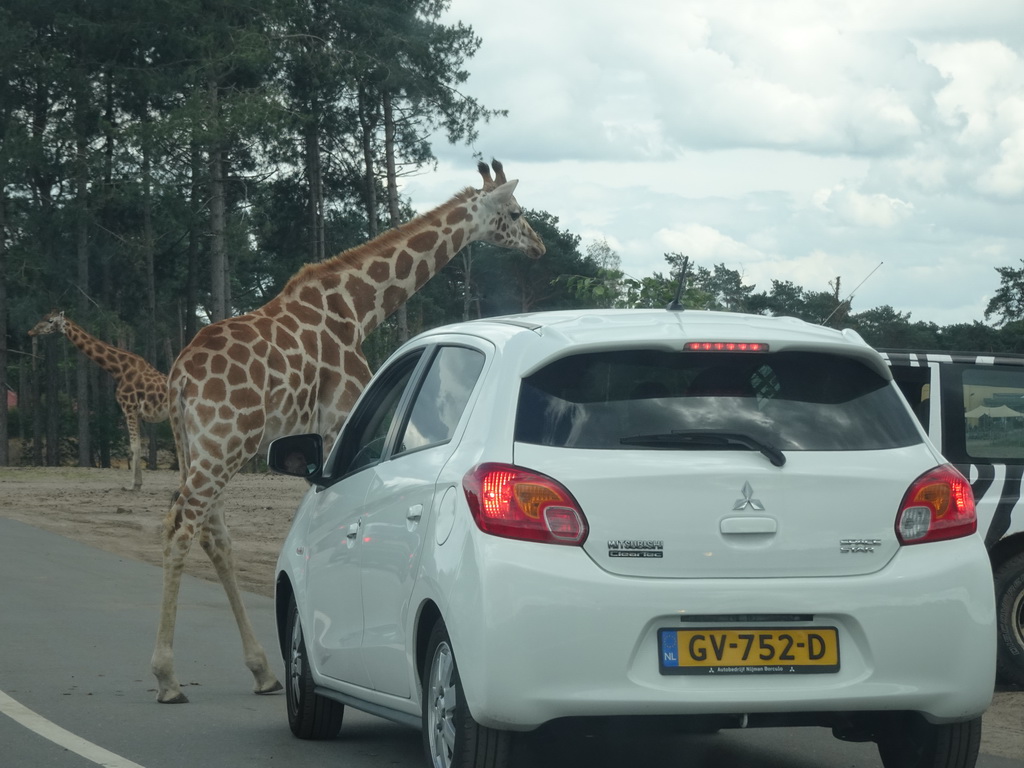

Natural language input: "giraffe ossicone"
[28,311,170,491]
[151,159,545,703]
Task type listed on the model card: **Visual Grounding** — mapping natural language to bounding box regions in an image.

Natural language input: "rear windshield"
[515,350,922,451]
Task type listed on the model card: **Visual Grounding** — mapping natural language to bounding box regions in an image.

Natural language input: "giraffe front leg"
[200,510,283,695]
[126,412,143,492]
[152,505,192,703]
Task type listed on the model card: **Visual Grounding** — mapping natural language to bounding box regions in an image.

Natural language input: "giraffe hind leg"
[151,490,193,703]
[199,505,282,695]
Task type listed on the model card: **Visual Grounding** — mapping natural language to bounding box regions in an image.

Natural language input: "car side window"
[394,346,485,456]
[962,367,1024,461]
[326,350,424,479]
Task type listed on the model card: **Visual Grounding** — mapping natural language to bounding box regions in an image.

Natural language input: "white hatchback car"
[270,308,996,768]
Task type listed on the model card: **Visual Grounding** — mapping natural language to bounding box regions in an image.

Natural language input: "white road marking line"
[0,689,145,768]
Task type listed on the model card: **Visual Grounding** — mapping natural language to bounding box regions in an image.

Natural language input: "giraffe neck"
[61,320,133,377]
[282,188,483,337]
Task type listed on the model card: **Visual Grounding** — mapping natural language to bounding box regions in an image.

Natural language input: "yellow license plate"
[659,627,840,675]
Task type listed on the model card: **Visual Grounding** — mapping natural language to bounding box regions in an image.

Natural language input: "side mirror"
[268,434,324,484]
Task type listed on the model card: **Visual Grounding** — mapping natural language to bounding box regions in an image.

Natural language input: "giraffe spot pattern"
[408,230,439,252]
[395,251,413,280]
[290,302,321,326]
[300,329,319,356]
[230,386,260,409]
[298,285,323,308]
[434,241,450,270]
[203,379,226,401]
[414,261,431,289]
[227,363,249,387]
[346,275,377,318]
[274,326,299,350]
[383,285,406,311]
[204,332,228,352]
[367,260,390,283]
[446,206,469,224]
[321,335,341,368]
[325,291,350,320]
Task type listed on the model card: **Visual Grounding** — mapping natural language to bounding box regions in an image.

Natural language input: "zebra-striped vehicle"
[883,349,1024,688]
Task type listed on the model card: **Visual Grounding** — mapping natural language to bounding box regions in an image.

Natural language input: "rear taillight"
[463,463,588,545]
[896,464,976,545]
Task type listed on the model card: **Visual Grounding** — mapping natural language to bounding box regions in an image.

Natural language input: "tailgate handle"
[720,516,778,534]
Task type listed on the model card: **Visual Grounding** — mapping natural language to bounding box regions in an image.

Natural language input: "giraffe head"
[473,159,546,259]
[28,311,68,337]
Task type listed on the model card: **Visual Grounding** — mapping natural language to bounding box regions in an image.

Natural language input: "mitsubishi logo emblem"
[733,481,764,511]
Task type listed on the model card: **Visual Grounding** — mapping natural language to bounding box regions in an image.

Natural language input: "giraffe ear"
[485,179,519,207]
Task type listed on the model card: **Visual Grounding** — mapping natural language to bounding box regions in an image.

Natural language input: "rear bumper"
[445,534,996,730]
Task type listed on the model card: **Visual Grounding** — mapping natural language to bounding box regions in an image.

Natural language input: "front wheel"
[994,551,1024,687]
[285,595,344,739]
[422,621,513,768]
[876,713,981,768]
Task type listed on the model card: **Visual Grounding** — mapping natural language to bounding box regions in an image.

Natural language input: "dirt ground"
[0,465,1021,761]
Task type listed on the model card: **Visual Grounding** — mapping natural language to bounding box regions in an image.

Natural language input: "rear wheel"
[876,713,981,768]
[994,551,1024,687]
[285,595,344,739]
[422,621,513,768]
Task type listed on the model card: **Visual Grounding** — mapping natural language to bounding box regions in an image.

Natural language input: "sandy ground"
[0,465,1021,761]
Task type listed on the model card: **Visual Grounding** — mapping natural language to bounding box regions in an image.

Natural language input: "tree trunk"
[305,114,325,263]
[185,141,202,345]
[382,91,408,342]
[358,85,379,240]
[75,129,91,467]
[208,78,228,322]
[142,128,159,471]
[45,338,59,466]
[29,338,42,465]
[461,246,474,321]
[0,183,7,466]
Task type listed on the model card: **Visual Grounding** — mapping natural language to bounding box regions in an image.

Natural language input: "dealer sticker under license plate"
[659,627,840,675]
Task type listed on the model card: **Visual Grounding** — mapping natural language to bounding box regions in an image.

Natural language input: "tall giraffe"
[28,311,170,491]
[152,159,545,703]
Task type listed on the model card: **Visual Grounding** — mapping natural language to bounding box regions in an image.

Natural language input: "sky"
[398,0,1024,327]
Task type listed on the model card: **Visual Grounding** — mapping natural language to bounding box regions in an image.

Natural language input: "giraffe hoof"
[255,680,283,695]
[157,692,189,704]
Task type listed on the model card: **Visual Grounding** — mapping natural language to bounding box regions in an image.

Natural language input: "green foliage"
[2,1,1022,467]
[986,260,1024,327]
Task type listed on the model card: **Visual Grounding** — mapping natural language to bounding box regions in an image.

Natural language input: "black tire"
[421,621,513,768]
[285,595,344,739]
[994,551,1024,687]
[876,713,981,768]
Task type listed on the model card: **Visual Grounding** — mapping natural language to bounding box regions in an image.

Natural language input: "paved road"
[0,517,1019,768]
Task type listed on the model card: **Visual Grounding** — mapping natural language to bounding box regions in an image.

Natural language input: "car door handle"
[407,504,423,522]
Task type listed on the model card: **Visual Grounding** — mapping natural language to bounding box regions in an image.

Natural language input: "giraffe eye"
[510,209,522,221]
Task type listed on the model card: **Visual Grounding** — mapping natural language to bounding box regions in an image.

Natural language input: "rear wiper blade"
[620,430,786,467]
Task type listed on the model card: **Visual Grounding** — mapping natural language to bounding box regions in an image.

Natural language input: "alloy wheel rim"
[289,617,303,714]
[427,640,457,768]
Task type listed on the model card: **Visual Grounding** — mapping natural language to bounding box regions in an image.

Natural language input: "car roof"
[879,349,1024,368]
[411,309,891,378]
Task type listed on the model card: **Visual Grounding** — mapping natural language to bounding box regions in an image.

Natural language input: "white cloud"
[417,0,1024,326]
[814,185,914,228]
[655,224,762,263]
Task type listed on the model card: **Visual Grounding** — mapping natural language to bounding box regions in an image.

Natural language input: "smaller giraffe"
[29,311,170,490]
